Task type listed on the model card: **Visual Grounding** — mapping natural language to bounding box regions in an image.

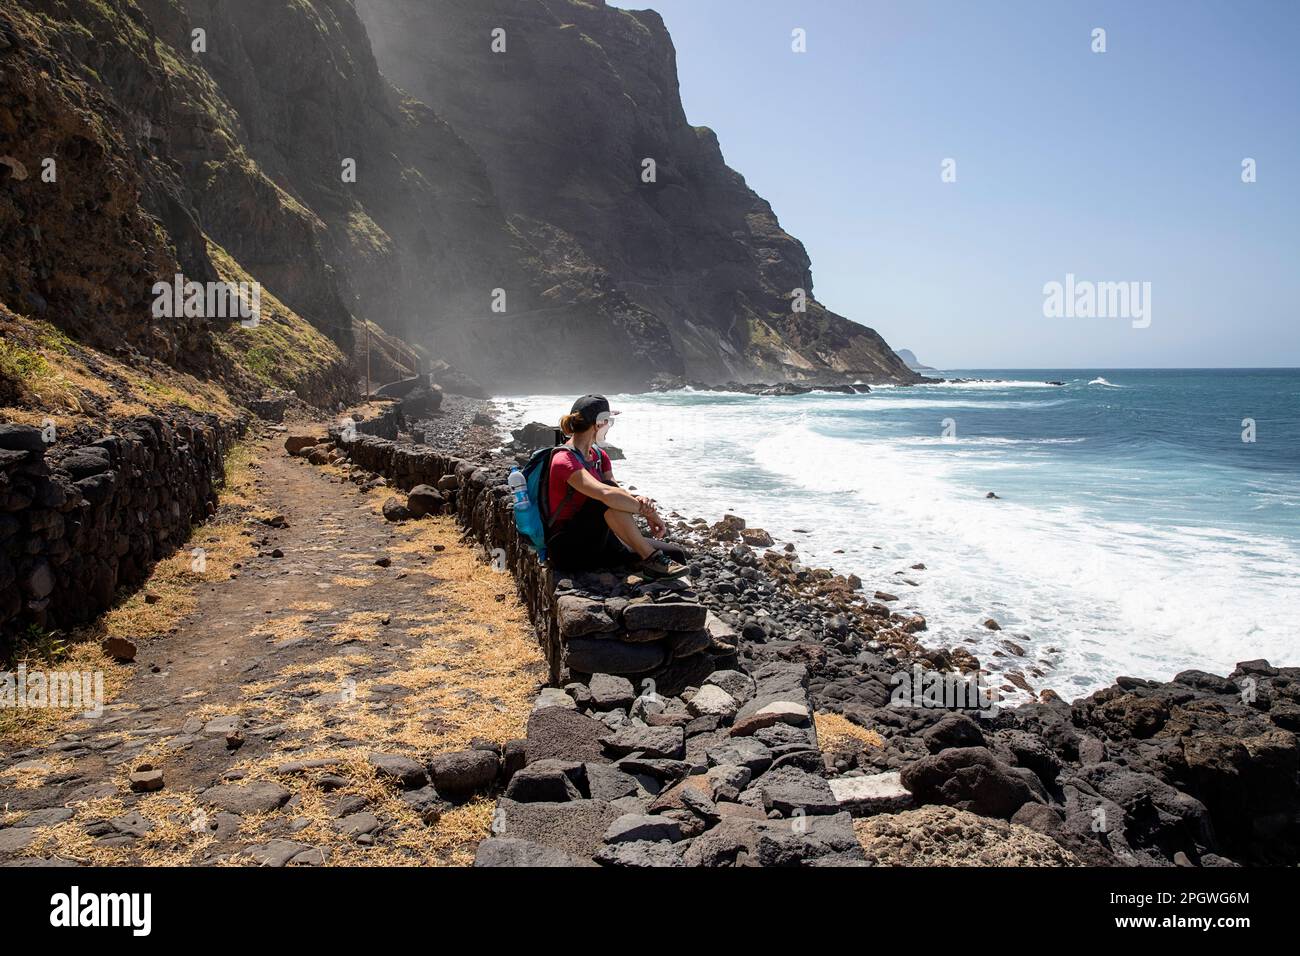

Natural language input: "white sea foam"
[909,379,1070,390]
[497,393,1299,698]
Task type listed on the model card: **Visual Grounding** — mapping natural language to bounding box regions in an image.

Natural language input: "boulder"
[583,762,644,801]
[588,673,635,711]
[706,737,774,775]
[201,781,291,815]
[703,612,740,653]
[682,811,862,867]
[533,687,576,712]
[526,707,611,764]
[503,759,586,802]
[399,786,446,825]
[492,798,623,860]
[406,484,444,518]
[921,713,987,753]
[604,813,683,844]
[511,422,561,451]
[668,628,711,659]
[704,669,755,705]
[900,746,1038,819]
[731,700,811,737]
[381,497,411,522]
[128,766,164,793]
[0,424,46,452]
[285,434,323,454]
[245,840,319,868]
[474,837,595,867]
[828,771,916,816]
[367,752,430,789]
[748,765,839,816]
[648,774,714,815]
[687,684,738,721]
[565,638,665,676]
[556,596,617,638]
[593,840,687,868]
[58,446,112,479]
[706,764,752,802]
[622,598,708,632]
[601,725,686,761]
[102,636,137,663]
[429,749,500,798]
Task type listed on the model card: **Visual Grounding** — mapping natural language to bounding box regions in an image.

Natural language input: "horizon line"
[921,366,1300,372]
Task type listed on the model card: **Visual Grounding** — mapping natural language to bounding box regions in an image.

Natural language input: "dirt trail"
[0,425,545,866]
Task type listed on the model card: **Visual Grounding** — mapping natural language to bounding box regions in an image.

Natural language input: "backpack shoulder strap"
[546,442,592,528]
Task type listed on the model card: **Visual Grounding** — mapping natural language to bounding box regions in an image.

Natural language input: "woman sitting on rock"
[545,394,688,579]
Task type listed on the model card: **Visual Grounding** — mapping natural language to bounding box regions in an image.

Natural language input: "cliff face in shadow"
[357,0,919,387]
[2,0,916,397]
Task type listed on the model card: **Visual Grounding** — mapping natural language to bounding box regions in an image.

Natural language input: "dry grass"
[93,439,261,640]
[816,711,886,753]
[0,643,130,749]
[330,575,372,589]
[287,601,334,613]
[4,753,74,790]
[0,305,239,424]
[26,790,219,867]
[327,611,387,646]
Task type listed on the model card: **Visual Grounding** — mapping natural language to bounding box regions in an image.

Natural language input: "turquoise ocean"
[499,370,1300,699]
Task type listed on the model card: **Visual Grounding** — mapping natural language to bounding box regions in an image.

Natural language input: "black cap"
[570,394,611,429]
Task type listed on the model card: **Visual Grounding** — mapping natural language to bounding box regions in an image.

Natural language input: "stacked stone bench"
[476,660,866,867]
[556,573,739,697]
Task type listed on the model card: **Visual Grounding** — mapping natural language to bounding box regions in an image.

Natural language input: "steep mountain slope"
[3,0,915,399]
[357,0,919,385]
[0,0,356,410]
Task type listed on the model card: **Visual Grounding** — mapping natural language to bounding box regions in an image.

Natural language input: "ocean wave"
[744,424,1300,692]
[501,391,1300,694]
[893,436,1087,446]
[1088,377,1124,387]
[905,379,1070,390]
[855,398,1075,410]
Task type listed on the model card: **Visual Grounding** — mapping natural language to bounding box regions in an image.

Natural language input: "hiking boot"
[637,550,689,580]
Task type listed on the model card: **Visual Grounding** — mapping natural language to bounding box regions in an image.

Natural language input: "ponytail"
[559,412,588,436]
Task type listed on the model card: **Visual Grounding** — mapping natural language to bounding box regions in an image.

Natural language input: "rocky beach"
[301,396,1300,868]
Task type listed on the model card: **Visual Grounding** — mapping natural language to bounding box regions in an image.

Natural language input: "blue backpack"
[514,444,599,557]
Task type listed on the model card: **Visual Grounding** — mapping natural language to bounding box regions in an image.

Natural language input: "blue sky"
[609,0,1300,369]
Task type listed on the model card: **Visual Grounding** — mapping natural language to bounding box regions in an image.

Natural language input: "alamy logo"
[1042,273,1151,328]
[889,664,1001,718]
[1,665,104,717]
[49,886,151,936]
[151,274,261,327]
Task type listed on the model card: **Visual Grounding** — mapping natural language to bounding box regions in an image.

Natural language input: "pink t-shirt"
[547,446,611,525]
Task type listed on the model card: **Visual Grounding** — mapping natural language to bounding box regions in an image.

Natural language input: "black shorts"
[546,497,636,572]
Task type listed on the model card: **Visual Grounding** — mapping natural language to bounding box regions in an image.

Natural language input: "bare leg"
[604,509,655,559]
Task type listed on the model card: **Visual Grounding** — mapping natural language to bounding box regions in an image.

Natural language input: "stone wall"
[333,431,736,694]
[350,404,402,441]
[0,414,244,654]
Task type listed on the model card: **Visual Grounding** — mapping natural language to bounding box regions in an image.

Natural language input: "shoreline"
[449,395,1297,867]
[477,394,1279,704]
